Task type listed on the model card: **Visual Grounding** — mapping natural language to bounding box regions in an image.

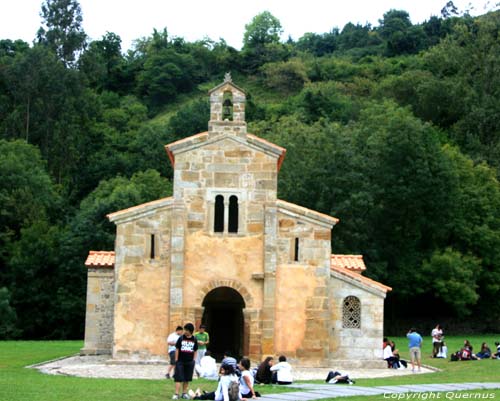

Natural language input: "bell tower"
[208,72,246,138]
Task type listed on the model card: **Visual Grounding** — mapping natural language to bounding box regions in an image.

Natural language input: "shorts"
[169,350,176,365]
[174,360,195,382]
[410,347,421,361]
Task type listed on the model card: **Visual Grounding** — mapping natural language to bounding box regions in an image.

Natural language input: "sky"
[0,0,493,51]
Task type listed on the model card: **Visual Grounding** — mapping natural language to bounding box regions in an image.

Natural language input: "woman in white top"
[192,363,241,401]
[238,357,260,399]
[270,355,293,385]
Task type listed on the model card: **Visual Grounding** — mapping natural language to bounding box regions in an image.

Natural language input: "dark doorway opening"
[202,287,245,361]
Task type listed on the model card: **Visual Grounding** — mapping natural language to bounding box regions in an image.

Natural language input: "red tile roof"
[330,255,392,293]
[331,254,366,272]
[85,251,115,268]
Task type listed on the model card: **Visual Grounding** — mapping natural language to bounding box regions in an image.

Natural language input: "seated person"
[325,370,355,385]
[436,341,448,358]
[476,342,492,359]
[255,357,273,384]
[238,357,260,399]
[493,342,500,359]
[270,355,293,385]
[192,363,241,401]
[195,350,218,380]
[383,340,399,368]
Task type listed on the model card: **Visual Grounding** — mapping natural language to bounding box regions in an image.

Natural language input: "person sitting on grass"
[238,357,260,399]
[191,363,241,401]
[270,355,293,385]
[493,342,500,359]
[476,342,492,359]
[254,357,273,384]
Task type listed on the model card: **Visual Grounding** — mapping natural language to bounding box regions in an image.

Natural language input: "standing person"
[166,326,184,379]
[431,324,443,358]
[407,328,423,373]
[194,324,210,365]
[270,355,293,385]
[173,323,198,400]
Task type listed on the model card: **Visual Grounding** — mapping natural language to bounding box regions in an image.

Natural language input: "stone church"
[82,75,391,367]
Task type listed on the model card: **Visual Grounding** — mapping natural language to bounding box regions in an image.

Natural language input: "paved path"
[257,382,500,400]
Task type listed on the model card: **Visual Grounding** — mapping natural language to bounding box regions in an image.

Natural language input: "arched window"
[214,195,224,232]
[228,195,238,233]
[222,91,233,121]
[342,296,361,329]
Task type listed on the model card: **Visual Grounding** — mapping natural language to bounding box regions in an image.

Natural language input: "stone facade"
[82,75,391,367]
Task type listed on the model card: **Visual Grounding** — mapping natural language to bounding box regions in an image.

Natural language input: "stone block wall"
[275,209,333,365]
[81,267,114,355]
[112,207,172,361]
[329,277,386,365]
[173,138,278,236]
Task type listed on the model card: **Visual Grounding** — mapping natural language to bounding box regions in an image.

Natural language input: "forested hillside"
[1,0,500,338]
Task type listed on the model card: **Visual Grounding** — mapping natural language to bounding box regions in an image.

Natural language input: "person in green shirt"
[194,324,209,366]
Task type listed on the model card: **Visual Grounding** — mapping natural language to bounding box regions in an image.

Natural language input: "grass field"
[0,335,499,401]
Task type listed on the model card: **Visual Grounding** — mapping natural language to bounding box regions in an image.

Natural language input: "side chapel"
[82,75,391,367]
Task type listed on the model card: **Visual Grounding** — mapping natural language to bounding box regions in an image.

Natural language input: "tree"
[243,11,283,48]
[242,12,288,72]
[37,0,87,66]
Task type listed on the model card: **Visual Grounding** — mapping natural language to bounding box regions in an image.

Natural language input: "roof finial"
[224,72,232,83]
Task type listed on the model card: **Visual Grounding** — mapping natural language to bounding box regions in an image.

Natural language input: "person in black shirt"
[173,323,198,400]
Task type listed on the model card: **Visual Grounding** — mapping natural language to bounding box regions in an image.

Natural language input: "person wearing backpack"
[192,363,242,401]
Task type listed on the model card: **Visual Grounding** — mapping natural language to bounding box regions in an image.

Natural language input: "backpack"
[228,379,240,401]
[460,348,472,360]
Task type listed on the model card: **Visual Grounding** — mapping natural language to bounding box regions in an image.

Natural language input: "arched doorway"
[202,286,245,361]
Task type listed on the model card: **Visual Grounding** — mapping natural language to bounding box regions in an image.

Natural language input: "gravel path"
[30,355,435,381]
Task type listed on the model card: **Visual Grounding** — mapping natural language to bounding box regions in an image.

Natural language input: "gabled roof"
[208,79,246,95]
[330,256,392,294]
[331,254,366,272]
[276,199,339,228]
[85,251,115,268]
[107,196,174,224]
[165,132,287,171]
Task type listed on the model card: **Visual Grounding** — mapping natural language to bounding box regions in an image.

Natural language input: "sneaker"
[172,395,179,400]
[181,394,190,399]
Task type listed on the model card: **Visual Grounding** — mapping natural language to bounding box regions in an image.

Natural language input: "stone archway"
[201,286,245,361]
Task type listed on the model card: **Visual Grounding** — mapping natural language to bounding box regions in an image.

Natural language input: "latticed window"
[342,296,361,328]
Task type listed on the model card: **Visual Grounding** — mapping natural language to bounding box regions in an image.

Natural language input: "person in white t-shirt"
[166,326,183,379]
[195,350,218,380]
[431,324,443,358]
[270,355,293,385]
[239,357,260,399]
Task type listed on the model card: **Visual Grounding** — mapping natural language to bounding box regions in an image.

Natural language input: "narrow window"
[228,195,238,233]
[150,234,155,259]
[342,296,361,329]
[222,91,233,121]
[294,238,299,261]
[214,195,224,232]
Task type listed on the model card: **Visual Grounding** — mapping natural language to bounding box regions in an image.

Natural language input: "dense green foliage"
[1,1,500,338]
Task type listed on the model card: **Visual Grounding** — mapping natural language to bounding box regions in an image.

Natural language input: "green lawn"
[0,336,499,401]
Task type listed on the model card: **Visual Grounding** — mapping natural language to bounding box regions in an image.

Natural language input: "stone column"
[262,205,277,354]
[169,200,186,328]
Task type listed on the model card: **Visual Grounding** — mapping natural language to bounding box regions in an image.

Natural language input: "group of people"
[451,340,500,361]
[166,323,294,400]
[385,324,499,371]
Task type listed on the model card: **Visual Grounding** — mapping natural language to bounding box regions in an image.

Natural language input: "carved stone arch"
[197,279,253,308]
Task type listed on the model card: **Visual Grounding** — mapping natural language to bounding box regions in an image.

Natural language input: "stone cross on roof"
[224,72,232,83]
